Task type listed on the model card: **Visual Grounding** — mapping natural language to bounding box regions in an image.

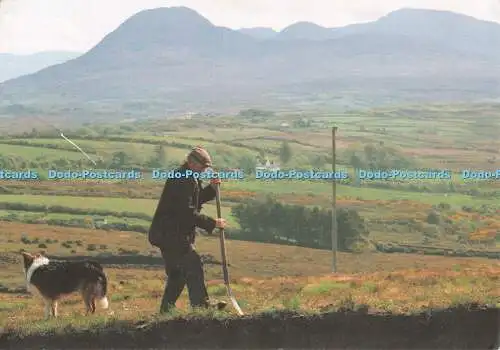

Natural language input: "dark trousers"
[159,241,209,312]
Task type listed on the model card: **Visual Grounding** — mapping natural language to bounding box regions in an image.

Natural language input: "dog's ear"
[21,251,33,258]
[21,251,34,265]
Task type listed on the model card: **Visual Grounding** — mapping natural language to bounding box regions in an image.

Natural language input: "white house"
[255,159,280,172]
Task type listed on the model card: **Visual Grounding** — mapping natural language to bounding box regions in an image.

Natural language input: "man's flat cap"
[188,146,212,166]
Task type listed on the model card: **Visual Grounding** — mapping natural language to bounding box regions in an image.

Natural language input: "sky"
[1,0,500,54]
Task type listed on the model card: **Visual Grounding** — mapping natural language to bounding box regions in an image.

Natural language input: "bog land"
[0,104,498,348]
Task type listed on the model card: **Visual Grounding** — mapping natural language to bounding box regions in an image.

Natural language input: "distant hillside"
[0,51,81,83]
[276,22,334,40]
[1,7,499,118]
[238,27,277,39]
[328,9,500,57]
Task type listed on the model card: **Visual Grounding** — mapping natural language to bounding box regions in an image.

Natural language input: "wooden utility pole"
[331,126,338,273]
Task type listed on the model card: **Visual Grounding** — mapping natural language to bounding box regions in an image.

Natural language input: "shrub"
[231,196,368,251]
[426,211,440,225]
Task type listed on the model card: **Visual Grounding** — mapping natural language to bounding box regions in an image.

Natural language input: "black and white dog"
[21,251,109,319]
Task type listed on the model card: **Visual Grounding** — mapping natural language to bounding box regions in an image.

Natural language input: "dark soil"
[1,306,498,349]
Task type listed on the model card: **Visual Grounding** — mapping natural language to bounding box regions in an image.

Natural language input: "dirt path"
[1,307,498,349]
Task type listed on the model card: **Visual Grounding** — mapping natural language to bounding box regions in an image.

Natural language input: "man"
[148,146,227,313]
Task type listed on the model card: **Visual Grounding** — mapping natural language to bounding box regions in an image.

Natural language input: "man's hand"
[206,167,221,187]
[215,218,226,229]
[210,177,221,187]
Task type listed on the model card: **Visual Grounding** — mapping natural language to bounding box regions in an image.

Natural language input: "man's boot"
[191,299,227,311]
[209,300,227,310]
[159,300,176,314]
[159,270,186,314]
[159,287,178,314]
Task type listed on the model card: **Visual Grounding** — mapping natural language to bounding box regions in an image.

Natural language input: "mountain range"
[1,6,499,118]
[0,51,81,83]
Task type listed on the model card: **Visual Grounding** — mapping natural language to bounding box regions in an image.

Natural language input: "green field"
[220,180,497,206]
[0,210,150,226]
[0,103,497,248]
[0,194,237,227]
[0,143,85,160]
[0,104,498,347]
[1,138,190,160]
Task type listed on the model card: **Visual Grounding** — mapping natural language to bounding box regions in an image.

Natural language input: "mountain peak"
[285,21,325,28]
[125,6,213,28]
[278,21,332,40]
[83,6,219,56]
[381,7,484,23]
[281,21,328,31]
[373,7,500,38]
[1,6,499,116]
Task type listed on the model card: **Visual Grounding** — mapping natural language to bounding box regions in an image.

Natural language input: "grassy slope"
[0,106,498,249]
[0,221,498,333]
[0,144,85,160]
[2,105,498,171]
[0,105,498,336]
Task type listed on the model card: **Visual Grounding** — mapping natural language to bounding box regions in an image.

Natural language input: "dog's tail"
[95,274,109,309]
[88,262,109,309]
[96,268,109,309]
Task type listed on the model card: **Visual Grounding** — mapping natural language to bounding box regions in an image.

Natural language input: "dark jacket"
[148,164,217,248]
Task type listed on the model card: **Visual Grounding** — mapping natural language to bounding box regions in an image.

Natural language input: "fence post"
[331,126,338,273]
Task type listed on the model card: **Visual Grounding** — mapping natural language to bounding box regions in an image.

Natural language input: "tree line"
[230,196,369,251]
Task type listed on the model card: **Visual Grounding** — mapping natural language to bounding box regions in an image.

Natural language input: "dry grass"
[0,105,498,342]
[0,221,498,336]
[3,264,497,325]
